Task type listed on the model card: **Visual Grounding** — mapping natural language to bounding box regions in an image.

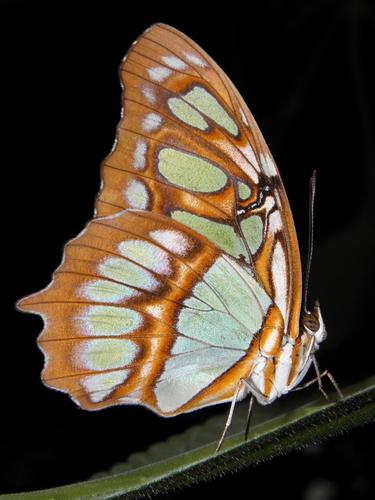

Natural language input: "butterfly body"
[17,24,328,419]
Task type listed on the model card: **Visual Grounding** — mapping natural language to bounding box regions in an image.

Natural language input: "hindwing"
[18,210,283,414]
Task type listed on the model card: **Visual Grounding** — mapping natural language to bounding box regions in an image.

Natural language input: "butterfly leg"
[244,394,254,442]
[293,355,344,400]
[312,355,343,400]
[215,378,251,453]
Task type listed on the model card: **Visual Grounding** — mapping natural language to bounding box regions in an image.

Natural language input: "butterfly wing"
[96,23,302,340]
[18,24,303,412]
[18,210,282,414]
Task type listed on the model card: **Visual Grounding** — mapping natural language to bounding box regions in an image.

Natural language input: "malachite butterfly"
[17,23,341,451]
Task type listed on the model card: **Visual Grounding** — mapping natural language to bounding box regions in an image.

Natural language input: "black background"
[1,0,374,498]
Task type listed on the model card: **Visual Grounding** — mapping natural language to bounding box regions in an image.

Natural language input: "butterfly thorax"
[246,299,326,405]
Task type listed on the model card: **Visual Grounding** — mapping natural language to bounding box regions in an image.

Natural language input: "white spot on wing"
[145,304,164,319]
[141,86,156,104]
[147,66,172,82]
[272,241,287,320]
[263,195,275,212]
[143,112,162,132]
[260,152,278,177]
[184,52,206,67]
[125,179,149,209]
[161,55,187,70]
[150,229,192,256]
[268,210,282,235]
[133,140,147,170]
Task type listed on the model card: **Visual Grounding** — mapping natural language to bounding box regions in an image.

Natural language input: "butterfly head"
[301,299,327,347]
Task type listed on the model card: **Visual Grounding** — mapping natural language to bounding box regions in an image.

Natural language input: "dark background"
[1,0,374,498]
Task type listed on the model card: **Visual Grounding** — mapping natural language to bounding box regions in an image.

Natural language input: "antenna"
[303,170,317,314]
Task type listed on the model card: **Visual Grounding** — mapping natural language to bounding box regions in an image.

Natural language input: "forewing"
[96,23,302,338]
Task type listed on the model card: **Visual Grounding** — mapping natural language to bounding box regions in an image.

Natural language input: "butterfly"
[17,23,342,452]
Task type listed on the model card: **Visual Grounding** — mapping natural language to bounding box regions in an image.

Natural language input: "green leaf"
[3,377,374,499]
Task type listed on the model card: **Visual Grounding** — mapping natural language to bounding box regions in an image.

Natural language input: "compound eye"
[302,312,319,332]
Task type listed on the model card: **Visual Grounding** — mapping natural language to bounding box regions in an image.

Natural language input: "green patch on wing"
[158,149,227,193]
[171,211,263,261]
